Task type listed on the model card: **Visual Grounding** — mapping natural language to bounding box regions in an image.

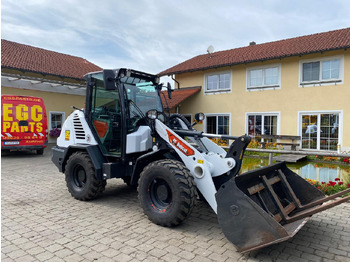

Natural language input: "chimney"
[249,41,256,46]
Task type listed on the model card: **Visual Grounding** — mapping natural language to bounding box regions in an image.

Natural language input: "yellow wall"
[176,49,350,151]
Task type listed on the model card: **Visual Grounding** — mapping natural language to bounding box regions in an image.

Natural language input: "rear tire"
[65,151,106,200]
[138,159,196,227]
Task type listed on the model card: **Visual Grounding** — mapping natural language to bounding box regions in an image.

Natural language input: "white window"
[49,111,65,130]
[247,64,280,90]
[246,113,280,138]
[205,114,230,145]
[299,111,342,151]
[206,115,230,135]
[205,71,231,93]
[300,56,344,86]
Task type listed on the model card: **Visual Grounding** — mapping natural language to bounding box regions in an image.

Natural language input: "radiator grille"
[73,114,86,140]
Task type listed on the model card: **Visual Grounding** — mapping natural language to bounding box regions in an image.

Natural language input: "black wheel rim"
[72,165,87,188]
[149,178,172,210]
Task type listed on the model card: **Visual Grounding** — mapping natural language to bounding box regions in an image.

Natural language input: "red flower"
[328,181,336,186]
[321,182,326,184]
[347,184,350,188]
[335,178,340,181]
[338,182,344,185]
[344,158,349,163]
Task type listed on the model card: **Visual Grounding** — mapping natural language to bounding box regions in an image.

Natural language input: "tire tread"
[138,159,196,227]
[65,151,106,201]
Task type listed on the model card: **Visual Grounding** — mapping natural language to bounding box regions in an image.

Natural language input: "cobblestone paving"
[2,147,350,261]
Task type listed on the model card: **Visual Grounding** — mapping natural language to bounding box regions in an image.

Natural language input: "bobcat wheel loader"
[52,68,350,253]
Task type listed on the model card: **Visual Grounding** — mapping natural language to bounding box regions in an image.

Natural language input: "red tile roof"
[1,39,102,80]
[159,27,350,76]
[161,86,201,110]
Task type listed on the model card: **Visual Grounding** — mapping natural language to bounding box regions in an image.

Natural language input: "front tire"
[138,159,196,227]
[65,151,106,200]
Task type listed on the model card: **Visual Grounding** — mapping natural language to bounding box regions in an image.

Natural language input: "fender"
[51,144,107,180]
[130,148,170,186]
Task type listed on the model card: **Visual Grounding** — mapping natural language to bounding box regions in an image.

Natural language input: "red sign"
[166,130,194,156]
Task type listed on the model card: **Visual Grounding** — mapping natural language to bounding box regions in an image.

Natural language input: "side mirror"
[195,113,205,122]
[103,69,116,90]
[167,82,172,99]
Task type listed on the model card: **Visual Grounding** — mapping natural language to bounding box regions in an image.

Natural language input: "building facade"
[160,28,350,152]
[1,39,102,143]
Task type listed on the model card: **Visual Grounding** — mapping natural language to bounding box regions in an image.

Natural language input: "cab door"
[90,76,122,156]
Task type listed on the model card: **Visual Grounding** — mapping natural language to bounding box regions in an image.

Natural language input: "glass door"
[301,113,339,151]
[301,114,318,150]
[320,114,339,151]
[90,73,122,156]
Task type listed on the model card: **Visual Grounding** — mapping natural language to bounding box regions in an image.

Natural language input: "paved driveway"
[2,147,350,261]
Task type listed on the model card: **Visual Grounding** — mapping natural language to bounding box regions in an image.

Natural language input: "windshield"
[122,80,163,116]
[88,72,163,134]
[121,77,163,133]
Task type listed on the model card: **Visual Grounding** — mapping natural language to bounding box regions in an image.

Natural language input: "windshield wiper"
[128,99,145,119]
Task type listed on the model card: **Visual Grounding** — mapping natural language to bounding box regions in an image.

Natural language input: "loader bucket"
[216,162,350,253]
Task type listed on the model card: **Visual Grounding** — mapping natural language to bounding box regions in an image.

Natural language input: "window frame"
[245,112,281,138]
[297,110,343,151]
[204,71,232,94]
[299,55,344,86]
[204,113,231,135]
[49,111,65,131]
[246,64,281,91]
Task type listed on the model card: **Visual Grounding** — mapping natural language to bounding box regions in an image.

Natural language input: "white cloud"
[2,0,350,75]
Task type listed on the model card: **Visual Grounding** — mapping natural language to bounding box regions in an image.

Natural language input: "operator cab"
[85,69,165,157]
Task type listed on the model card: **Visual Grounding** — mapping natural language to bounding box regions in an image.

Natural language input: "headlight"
[195,112,205,121]
[146,110,158,120]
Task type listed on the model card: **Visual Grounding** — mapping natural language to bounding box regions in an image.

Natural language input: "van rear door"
[1,95,48,153]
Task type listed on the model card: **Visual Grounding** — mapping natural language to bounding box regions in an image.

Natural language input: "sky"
[2,0,350,82]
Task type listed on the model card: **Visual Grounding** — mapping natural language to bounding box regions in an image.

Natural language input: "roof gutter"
[1,66,88,82]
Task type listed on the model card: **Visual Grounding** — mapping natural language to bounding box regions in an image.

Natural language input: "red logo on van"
[166,129,194,156]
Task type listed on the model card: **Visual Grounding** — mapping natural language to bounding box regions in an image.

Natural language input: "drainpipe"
[171,75,180,89]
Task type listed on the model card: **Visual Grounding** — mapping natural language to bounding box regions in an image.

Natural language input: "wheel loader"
[52,68,350,253]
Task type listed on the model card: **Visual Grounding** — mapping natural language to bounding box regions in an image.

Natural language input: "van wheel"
[36,148,44,155]
[65,152,106,200]
[138,159,196,227]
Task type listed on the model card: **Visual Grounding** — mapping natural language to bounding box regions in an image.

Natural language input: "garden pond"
[240,157,350,184]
